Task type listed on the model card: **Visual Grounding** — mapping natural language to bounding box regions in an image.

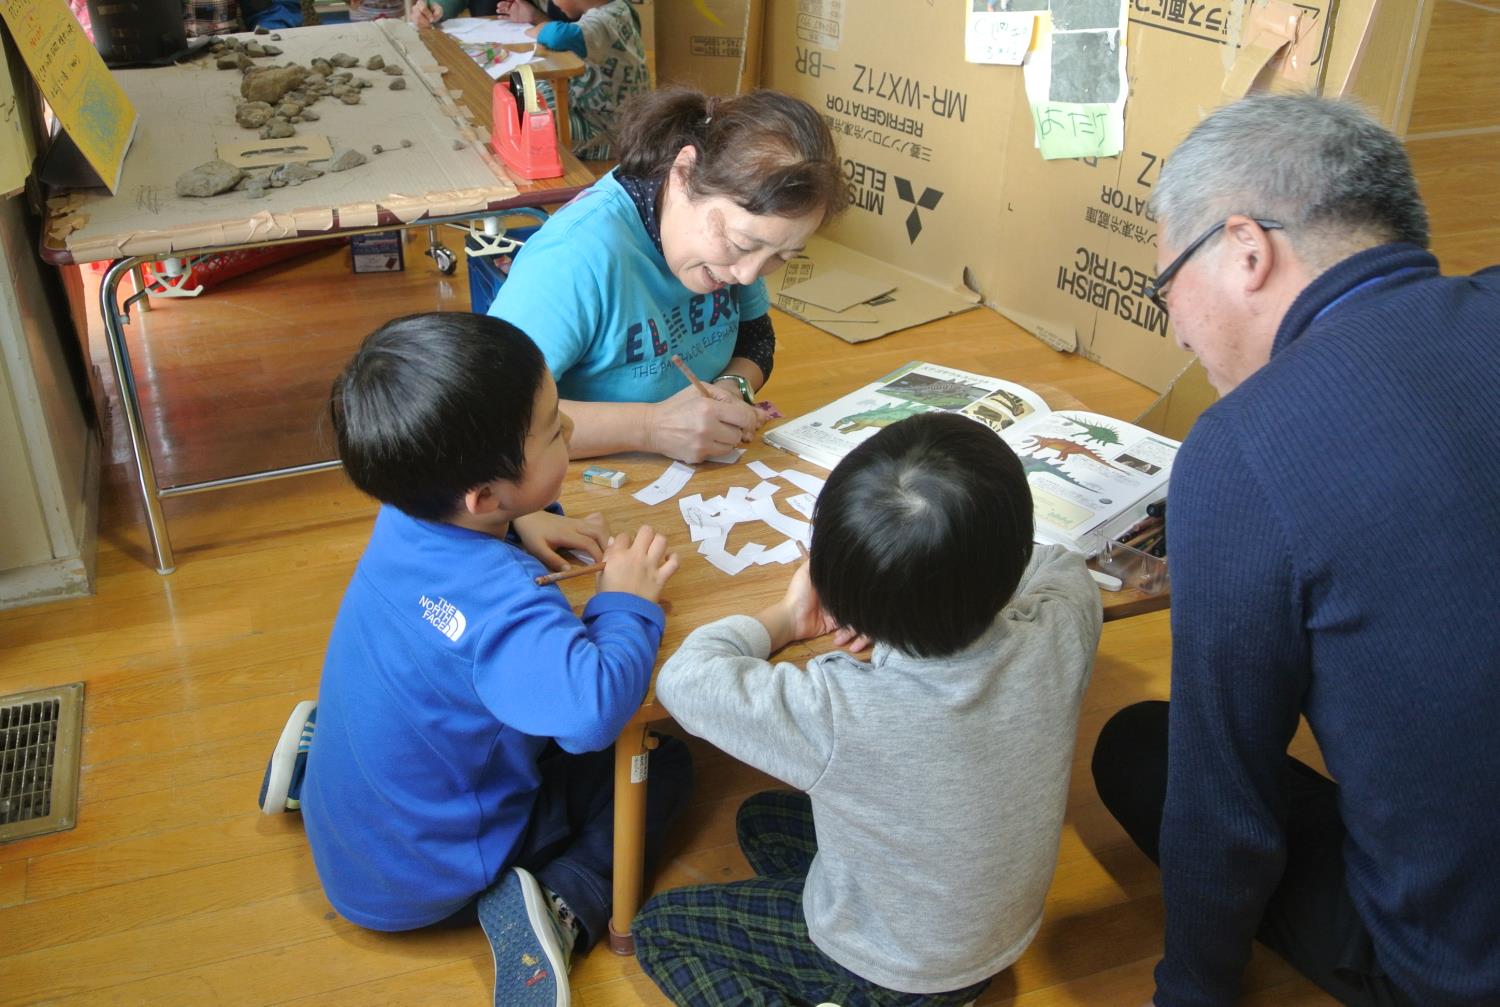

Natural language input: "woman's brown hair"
[614,87,848,224]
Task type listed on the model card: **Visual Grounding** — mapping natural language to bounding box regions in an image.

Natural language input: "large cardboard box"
[628,0,657,86]
[752,0,1429,402]
[655,0,757,94]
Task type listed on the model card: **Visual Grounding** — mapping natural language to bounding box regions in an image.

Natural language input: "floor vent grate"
[0,683,84,844]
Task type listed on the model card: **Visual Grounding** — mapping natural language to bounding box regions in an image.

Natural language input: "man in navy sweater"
[1092,94,1500,1006]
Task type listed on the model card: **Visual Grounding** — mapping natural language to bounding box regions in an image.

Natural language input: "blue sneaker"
[478,867,576,1007]
[258,700,315,814]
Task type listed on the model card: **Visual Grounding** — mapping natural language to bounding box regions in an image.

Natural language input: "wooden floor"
[2,7,1495,1003]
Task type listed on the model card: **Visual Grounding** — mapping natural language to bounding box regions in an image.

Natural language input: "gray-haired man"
[1092,94,1500,1006]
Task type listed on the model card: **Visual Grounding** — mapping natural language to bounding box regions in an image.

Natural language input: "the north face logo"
[893,177,943,244]
[419,595,466,642]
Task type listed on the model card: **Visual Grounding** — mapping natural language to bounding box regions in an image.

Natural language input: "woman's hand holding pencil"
[644,357,764,463]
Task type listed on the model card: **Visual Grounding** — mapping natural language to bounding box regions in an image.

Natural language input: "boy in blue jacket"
[258,312,690,1007]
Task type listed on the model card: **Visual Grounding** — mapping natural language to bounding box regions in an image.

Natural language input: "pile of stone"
[175,146,369,200]
[174,35,420,199]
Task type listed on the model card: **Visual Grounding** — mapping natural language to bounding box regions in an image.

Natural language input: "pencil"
[670,354,713,398]
[535,561,606,586]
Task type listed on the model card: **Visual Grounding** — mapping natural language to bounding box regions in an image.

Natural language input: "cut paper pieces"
[755,540,804,565]
[752,496,812,547]
[785,492,817,519]
[701,538,762,576]
[780,469,827,497]
[634,461,695,505]
[706,446,748,465]
[673,460,816,576]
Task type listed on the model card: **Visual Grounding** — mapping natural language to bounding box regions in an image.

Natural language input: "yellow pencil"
[670,354,713,398]
[535,561,606,586]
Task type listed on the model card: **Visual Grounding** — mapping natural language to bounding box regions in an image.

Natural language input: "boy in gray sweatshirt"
[634,411,1103,1005]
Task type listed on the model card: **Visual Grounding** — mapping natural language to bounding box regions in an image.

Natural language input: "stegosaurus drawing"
[832,401,928,433]
[1062,416,1122,447]
[1020,435,1125,472]
[1019,453,1091,489]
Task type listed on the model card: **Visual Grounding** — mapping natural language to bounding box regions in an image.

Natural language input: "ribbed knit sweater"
[1156,244,1500,1006]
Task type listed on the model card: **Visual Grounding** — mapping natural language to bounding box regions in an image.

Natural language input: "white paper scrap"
[781,469,827,497]
[751,496,812,546]
[748,460,780,480]
[748,480,781,500]
[702,538,757,575]
[706,446,748,465]
[634,461,695,505]
[785,492,817,519]
[755,539,804,565]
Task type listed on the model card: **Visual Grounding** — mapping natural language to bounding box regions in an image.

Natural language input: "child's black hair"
[810,412,1035,658]
[330,312,545,521]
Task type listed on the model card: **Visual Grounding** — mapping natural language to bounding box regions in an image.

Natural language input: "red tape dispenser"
[491,63,562,181]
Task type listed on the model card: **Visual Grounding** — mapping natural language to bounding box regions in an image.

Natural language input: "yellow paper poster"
[1,33,34,196]
[0,0,136,192]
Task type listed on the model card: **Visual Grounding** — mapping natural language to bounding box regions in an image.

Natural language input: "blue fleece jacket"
[302,505,664,931]
[1155,244,1500,1005]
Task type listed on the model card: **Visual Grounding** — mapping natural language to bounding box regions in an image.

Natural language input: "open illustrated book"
[763,362,1181,552]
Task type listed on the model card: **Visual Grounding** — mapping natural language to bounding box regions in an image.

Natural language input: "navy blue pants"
[437,733,693,952]
[634,790,991,1007]
[1093,701,1417,1007]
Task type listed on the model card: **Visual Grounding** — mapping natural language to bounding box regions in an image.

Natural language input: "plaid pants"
[634,790,990,1007]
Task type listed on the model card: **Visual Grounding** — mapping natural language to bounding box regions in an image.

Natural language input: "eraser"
[581,465,628,489]
[1089,568,1123,592]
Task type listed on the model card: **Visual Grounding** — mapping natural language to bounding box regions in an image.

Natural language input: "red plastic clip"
[491,64,562,181]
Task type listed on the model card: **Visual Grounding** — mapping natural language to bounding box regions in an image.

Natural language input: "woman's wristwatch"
[713,373,755,404]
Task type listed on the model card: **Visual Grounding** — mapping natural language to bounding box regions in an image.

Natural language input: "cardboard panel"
[757,0,1424,405]
[656,0,753,94]
[761,1,1017,305]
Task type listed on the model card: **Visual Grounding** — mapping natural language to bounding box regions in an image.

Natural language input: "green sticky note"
[1031,102,1123,160]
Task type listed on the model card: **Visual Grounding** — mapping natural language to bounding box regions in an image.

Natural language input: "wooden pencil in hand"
[670,354,713,398]
[535,561,606,586]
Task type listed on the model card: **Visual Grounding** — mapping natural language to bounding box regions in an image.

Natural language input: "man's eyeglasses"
[1144,218,1284,313]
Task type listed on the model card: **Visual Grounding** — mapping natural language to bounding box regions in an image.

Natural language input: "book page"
[1001,410,1179,549]
[764,362,1049,470]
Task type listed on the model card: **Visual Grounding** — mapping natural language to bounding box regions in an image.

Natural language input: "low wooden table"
[419,23,587,150]
[543,308,1171,952]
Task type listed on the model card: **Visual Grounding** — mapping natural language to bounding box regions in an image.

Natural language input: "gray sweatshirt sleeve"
[1006,545,1104,654]
[655,614,835,791]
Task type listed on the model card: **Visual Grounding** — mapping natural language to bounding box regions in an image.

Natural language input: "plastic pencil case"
[1082,494,1169,596]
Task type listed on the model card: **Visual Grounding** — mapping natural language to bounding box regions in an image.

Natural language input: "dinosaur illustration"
[1019,454,1091,490]
[832,401,929,433]
[883,374,989,410]
[1062,415,1122,447]
[1020,435,1126,472]
[985,389,1030,416]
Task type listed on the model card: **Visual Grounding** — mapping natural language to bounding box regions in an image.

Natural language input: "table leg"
[130,263,152,312]
[100,256,176,574]
[609,723,654,955]
[552,85,573,152]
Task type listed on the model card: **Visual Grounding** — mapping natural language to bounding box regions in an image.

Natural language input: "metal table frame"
[95,205,571,574]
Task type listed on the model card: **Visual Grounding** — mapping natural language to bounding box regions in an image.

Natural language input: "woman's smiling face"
[658,147,824,295]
